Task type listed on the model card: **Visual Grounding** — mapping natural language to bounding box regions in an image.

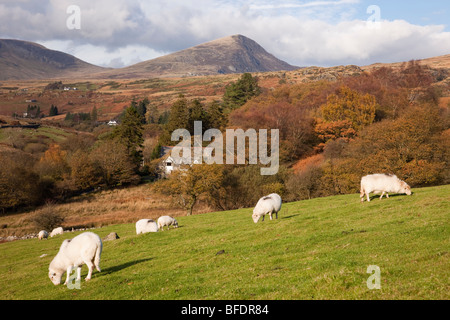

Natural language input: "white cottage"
[159,145,213,177]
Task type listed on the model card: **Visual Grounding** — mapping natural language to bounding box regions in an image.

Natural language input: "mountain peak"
[99,35,298,78]
[0,36,298,80]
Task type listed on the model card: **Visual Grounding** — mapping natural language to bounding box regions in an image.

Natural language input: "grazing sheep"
[38,230,48,240]
[136,219,158,234]
[50,227,63,237]
[157,216,178,231]
[360,173,412,202]
[48,232,102,285]
[252,193,282,223]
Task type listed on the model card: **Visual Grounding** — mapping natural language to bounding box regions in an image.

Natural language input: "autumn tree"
[320,86,377,132]
[210,165,288,210]
[314,119,357,152]
[0,151,50,211]
[230,100,316,161]
[60,133,96,155]
[334,103,448,187]
[286,154,324,201]
[154,164,224,215]
[90,139,140,187]
[68,149,103,191]
[36,144,69,181]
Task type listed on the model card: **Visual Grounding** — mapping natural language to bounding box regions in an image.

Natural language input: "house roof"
[160,145,214,165]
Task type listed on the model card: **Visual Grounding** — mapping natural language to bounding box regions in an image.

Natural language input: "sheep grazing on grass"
[157,216,178,231]
[252,193,282,223]
[50,227,63,237]
[136,219,159,234]
[48,232,102,285]
[360,173,412,202]
[38,230,48,240]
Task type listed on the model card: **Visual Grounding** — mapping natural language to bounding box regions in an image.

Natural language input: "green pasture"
[0,185,448,300]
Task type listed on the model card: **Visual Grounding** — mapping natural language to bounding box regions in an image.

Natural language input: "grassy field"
[0,185,448,300]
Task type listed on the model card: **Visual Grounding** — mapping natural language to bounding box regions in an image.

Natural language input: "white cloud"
[249,0,359,10]
[0,0,449,67]
[38,40,168,68]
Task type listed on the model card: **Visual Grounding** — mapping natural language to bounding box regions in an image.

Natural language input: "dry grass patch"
[0,183,214,237]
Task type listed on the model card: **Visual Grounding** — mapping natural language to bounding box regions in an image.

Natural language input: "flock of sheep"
[42,173,411,285]
[43,215,179,285]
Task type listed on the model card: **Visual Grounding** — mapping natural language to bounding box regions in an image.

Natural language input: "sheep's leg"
[76,267,82,281]
[366,192,371,202]
[262,215,265,222]
[94,261,101,273]
[386,193,389,198]
[275,211,278,219]
[85,260,94,281]
[269,212,273,221]
[380,191,385,200]
[64,266,73,285]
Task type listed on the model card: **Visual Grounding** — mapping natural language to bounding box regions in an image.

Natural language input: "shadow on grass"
[364,193,412,202]
[99,258,153,276]
[281,214,301,220]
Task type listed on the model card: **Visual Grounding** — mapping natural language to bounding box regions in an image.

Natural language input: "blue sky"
[0,0,449,67]
[355,1,448,28]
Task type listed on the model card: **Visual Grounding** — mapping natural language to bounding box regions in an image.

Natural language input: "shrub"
[31,204,65,231]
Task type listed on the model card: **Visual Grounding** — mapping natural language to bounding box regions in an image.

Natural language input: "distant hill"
[0,39,107,80]
[95,34,299,79]
[362,54,450,71]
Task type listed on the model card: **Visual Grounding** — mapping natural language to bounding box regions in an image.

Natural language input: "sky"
[0,0,449,68]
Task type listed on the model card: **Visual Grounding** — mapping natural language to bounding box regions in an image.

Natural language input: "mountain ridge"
[0,39,107,80]
[92,34,299,79]
[1,36,449,81]
[0,35,299,80]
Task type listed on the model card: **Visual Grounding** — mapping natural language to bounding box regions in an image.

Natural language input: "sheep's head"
[48,269,62,285]
[400,181,412,195]
[405,186,412,195]
[174,220,179,228]
[252,213,261,223]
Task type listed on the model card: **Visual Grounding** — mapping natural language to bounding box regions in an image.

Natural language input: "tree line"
[155,62,449,214]
[1,64,449,214]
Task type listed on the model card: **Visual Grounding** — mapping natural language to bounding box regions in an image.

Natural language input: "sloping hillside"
[78,34,298,79]
[0,35,298,80]
[362,53,450,71]
[0,184,448,300]
[0,39,107,80]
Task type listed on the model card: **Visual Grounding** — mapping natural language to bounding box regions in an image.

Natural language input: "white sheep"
[360,173,412,202]
[50,227,63,237]
[48,232,102,286]
[38,230,48,240]
[157,216,178,231]
[136,219,159,234]
[252,193,282,223]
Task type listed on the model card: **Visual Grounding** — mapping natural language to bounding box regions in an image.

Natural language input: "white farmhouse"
[158,145,213,177]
